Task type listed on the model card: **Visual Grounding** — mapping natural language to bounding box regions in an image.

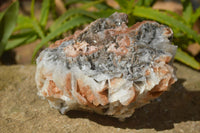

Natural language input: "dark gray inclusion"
[44,13,176,82]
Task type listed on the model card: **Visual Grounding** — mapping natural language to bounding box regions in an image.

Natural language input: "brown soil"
[0,63,200,133]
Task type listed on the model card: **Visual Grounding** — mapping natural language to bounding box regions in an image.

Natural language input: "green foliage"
[136,0,156,7]
[182,0,193,26]
[2,0,200,69]
[65,0,91,6]
[39,0,51,27]
[115,0,129,10]
[80,0,104,10]
[175,48,200,70]
[191,7,200,25]
[0,1,19,57]
[14,15,33,31]
[32,19,45,39]
[50,9,98,32]
[31,0,35,18]
[5,32,37,50]
[132,6,200,44]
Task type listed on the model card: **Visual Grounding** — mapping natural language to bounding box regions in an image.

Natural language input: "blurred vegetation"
[0,0,200,69]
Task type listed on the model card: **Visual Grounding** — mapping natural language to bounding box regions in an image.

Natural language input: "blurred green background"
[0,0,200,70]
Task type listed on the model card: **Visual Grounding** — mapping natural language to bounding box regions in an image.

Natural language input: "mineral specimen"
[35,12,177,120]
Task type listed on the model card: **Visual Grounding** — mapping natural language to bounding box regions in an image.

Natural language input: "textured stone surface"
[35,13,177,119]
[0,64,200,133]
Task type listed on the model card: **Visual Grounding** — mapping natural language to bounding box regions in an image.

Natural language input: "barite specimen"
[35,12,177,120]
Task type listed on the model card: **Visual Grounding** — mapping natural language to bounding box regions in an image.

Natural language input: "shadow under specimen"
[66,78,200,131]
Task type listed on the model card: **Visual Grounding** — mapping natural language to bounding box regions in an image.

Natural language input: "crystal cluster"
[35,12,177,120]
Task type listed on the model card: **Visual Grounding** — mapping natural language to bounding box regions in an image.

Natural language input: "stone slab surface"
[0,63,200,133]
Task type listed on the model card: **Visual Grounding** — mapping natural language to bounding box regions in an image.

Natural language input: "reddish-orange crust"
[47,80,63,97]
[77,79,99,106]
[65,73,72,97]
